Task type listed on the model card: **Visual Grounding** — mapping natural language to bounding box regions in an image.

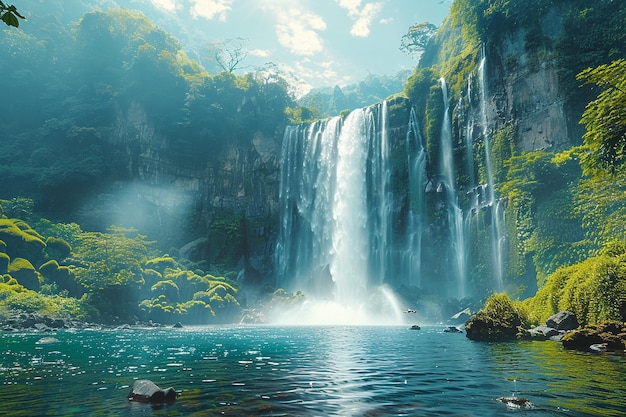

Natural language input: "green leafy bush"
[524,241,626,325]
[145,255,178,273]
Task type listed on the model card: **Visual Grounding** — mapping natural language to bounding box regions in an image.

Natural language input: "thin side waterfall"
[276,118,340,293]
[440,78,466,299]
[478,49,505,291]
[465,74,476,188]
[403,108,427,288]
[369,101,391,285]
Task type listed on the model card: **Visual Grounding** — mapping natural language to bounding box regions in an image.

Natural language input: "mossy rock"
[465,293,528,342]
[465,311,525,341]
[0,252,9,274]
[0,219,45,262]
[8,257,41,291]
[0,239,7,253]
[562,321,626,352]
[39,259,83,297]
[44,236,72,260]
[39,259,60,275]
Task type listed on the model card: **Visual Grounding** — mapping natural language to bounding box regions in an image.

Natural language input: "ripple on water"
[0,326,625,416]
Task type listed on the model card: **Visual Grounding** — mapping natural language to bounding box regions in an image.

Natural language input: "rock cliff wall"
[107,101,282,279]
[482,12,582,152]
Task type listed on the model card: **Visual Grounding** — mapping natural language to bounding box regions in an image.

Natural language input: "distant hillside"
[297,71,412,117]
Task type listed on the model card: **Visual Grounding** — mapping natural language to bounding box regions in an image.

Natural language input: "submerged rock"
[128,380,177,403]
[409,325,421,330]
[443,326,462,333]
[496,396,534,409]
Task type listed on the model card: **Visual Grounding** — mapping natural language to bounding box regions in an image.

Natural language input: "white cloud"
[249,48,271,58]
[150,0,179,12]
[379,17,393,24]
[189,0,232,22]
[337,0,383,38]
[275,8,327,56]
[337,0,362,15]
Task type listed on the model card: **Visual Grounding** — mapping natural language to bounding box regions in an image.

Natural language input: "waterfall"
[275,65,508,321]
[276,104,409,324]
[478,48,505,291]
[331,108,371,304]
[440,78,467,299]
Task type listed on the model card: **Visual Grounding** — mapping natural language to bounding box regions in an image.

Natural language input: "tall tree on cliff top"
[400,22,437,59]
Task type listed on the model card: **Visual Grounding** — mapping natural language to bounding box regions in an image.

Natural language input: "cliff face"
[108,101,282,279]
[487,23,581,152]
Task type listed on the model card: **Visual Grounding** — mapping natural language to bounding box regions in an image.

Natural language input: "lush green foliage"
[524,241,626,326]
[0,7,293,226]
[0,202,243,324]
[575,60,626,176]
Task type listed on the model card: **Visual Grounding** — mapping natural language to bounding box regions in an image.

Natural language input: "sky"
[141,0,452,92]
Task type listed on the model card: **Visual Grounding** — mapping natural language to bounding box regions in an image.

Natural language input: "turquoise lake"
[1,325,625,416]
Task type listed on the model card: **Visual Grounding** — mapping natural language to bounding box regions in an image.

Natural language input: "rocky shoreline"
[0,312,175,332]
[466,309,626,353]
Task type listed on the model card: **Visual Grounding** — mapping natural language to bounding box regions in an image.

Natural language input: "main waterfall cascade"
[275,56,507,324]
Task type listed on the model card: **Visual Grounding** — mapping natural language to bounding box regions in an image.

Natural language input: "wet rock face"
[485,15,581,154]
[128,380,177,403]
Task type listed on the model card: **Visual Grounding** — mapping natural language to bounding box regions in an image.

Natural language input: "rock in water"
[128,380,177,403]
[496,396,534,409]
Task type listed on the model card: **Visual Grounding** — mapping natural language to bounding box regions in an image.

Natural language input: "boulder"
[528,326,561,340]
[128,380,177,403]
[561,321,626,352]
[465,312,524,342]
[546,311,579,330]
[444,326,463,333]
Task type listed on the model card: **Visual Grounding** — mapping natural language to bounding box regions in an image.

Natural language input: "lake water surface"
[1,325,625,416]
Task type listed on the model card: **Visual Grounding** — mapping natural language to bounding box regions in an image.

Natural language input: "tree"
[0,1,24,27]
[400,22,437,58]
[576,59,626,176]
[210,37,248,73]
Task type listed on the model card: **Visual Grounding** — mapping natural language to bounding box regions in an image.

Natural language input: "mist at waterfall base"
[273,67,506,325]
